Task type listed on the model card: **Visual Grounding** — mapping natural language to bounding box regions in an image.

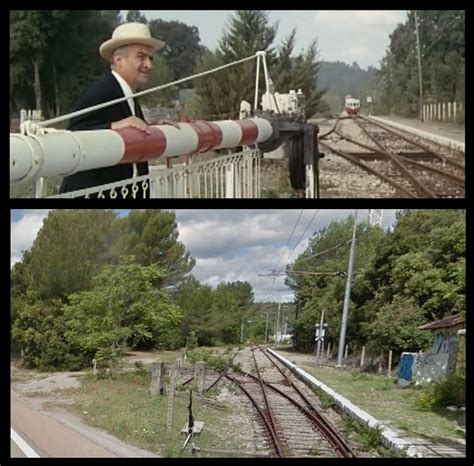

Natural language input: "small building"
[398,313,465,386]
[417,313,465,354]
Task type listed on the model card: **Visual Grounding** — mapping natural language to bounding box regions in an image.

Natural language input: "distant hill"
[318,61,377,113]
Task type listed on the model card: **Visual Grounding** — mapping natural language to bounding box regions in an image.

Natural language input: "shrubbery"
[415,374,466,411]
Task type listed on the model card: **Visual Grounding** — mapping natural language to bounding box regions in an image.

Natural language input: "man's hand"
[150,118,181,129]
[111,116,151,134]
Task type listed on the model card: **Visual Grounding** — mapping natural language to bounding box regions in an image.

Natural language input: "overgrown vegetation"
[415,374,466,411]
[289,210,465,355]
[11,210,465,376]
[374,11,464,117]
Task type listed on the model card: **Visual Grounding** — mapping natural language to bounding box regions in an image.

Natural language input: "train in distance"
[344,95,361,115]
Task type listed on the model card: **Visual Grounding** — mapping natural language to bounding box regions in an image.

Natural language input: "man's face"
[112,44,154,90]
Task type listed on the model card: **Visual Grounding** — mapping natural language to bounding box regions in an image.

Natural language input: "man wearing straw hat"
[60,22,176,196]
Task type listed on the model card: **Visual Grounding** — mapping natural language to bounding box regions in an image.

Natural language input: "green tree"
[194,10,325,119]
[64,257,183,365]
[26,210,121,300]
[362,295,431,352]
[175,275,215,345]
[376,10,464,117]
[122,210,195,287]
[148,19,207,85]
[194,10,278,118]
[12,298,88,370]
[10,10,123,119]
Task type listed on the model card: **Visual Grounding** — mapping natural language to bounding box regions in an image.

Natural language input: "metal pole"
[337,210,358,366]
[414,11,424,122]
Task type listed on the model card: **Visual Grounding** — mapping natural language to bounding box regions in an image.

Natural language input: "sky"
[11,209,397,302]
[128,10,408,69]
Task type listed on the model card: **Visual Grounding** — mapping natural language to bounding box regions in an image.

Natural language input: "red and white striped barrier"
[10,118,273,183]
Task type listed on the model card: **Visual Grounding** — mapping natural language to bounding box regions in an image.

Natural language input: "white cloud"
[11,209,398,302]
[139,10,407,69]
[313,11,407,30]
[11,210,50,268]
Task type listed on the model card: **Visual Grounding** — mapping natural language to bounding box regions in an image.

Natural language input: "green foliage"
[12,298,88,370]
[341,415,383,451]
[317,61,377,114]
[148,19,207,85]
[122,210,195,287]
[26,210,121,300]
[139,54,177,107]
[187,331,198,350]
[187,349,227,372]
[194,10,325,119]
[375,11,464,116]
[289,210,465,354]
[10,11,122,118]
[415,374,466,411]
[64,256,183,358]
[176,275,256,346]
[362,295,431,352]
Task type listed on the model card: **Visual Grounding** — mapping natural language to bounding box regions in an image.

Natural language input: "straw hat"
[99,22,165,61]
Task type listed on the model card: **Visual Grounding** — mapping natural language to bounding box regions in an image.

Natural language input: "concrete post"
[344,344,349,360]
[388,350,393,377]
[194,361,206,394]
[337,210,358,366]
[442,103,446,121]
[166,366,177,432]
[327,342,331,358]
[315,310,325,365]
[453,102,457,120]
[149,361,166,396]
[448,102,451,120]
[438,103,441,121]
[360,346,365,368]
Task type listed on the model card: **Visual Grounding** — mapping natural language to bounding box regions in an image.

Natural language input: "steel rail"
[319,140,416,198]
[352,116,437,198]
[359,114,465,170]
[225,373,285,457]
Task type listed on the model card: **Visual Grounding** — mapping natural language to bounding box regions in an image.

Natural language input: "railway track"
[318,115,464,198]
[223,346,354,457]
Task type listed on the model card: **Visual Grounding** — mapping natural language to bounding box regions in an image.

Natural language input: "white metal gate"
[49,149,262,199]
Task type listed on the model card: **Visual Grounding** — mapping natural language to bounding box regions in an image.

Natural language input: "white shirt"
[111,70,135,116]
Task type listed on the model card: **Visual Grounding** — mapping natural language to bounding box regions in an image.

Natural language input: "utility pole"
[414,10,424,122]
[315,309,325,365]
[337,210,358,366]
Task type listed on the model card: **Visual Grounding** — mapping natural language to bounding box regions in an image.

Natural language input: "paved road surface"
[11,392,158,457]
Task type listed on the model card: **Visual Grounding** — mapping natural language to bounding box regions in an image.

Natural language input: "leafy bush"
[187,348,228,372]
[12,298,89,371]
[415,374,466,411]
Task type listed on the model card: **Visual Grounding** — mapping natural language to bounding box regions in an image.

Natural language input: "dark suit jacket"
[59,72,149,194]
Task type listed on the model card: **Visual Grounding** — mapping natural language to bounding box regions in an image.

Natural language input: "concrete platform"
[370,115,465,152]
[268,349,465,458]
